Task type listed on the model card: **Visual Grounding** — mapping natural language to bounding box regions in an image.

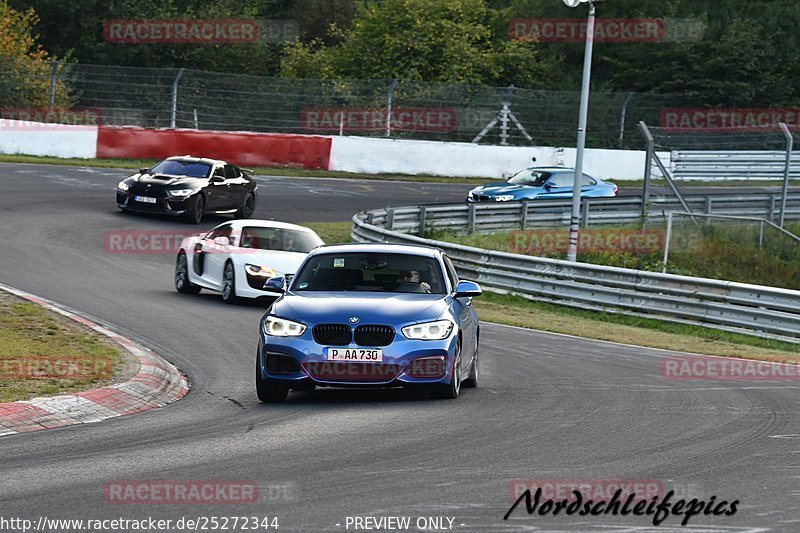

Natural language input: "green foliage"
[282,0,551,87]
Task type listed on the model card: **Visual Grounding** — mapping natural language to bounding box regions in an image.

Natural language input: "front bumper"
[257,332,458,388]
[117,190,190,215]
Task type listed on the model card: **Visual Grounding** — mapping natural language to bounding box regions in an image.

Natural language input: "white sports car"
[174,220,324,303]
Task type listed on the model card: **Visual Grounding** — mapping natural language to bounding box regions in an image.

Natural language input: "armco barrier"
[96,126,332,169]
[352,201,800,344]
[379,193,800,236]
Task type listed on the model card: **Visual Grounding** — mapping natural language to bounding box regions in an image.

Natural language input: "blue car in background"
[467,166,618,202]
[255,243,482,402]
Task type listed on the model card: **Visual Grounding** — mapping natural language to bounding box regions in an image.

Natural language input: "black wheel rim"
[223,264,233,299]
[244,196,254,218]
[176,255,187,289]
[195,196,204,223]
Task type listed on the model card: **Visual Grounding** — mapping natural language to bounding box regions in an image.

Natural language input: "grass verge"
[0,154,488,184]
[0,291,125,403]
[475,292,800,363]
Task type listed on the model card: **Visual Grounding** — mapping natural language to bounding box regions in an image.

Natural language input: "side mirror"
[543,182,553,189]
[213,236,229,246]
[210,175,225,184]
[262,276,286,293]
[454,280,482,298]
[138,167,149,174]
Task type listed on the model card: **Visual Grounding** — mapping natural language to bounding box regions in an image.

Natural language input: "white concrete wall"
[329,136,669,181]
[0,121,98,159]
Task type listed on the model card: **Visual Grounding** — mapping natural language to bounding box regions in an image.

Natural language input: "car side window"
[443,256,459,292]
[206,224,233,241]
[213,166,225,179]
[582,174,597,185]
[224,165,237,179]
[548,172,574,188]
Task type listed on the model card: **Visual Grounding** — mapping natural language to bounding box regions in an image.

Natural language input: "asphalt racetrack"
[0,162,798,532]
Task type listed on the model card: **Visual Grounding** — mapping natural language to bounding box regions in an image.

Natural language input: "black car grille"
[313,324,352,346]
[477,195,490,201]
[265,353,302,374]
[304,362,402,382]
[354,325,395,347]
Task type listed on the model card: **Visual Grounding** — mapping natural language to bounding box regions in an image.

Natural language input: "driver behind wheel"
[397,269,431,293]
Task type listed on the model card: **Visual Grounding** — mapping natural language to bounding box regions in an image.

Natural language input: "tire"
[175,252,201,294]
[221,261,240,304]
[235,193,255,219]
[184,194,205,224]
[462,348,479,388]
[256,350,289,403]
[432,341,461,399]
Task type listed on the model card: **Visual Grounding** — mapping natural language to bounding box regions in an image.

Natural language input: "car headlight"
[402,320,454,341]
[494,195,515,202]
[263,316,306,337]
[245,264,277,277]
[167,189,194,197]
[117,181,129,191]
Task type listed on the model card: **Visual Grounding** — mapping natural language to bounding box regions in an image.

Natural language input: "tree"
[281,0,551,87]
[0,1,69,108]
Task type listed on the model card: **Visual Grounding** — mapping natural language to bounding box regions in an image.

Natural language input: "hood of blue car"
[474,183,537,195]
[271,292,448,326]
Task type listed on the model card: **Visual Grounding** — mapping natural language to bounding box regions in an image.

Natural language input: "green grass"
[302,221,354,244]
[0,292,123,402]
[0,154,489,184]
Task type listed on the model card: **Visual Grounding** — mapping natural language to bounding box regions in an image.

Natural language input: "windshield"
[240,227,323,253]
[507,169,550,186]
[149,160,211,178]
[292,252,446,294]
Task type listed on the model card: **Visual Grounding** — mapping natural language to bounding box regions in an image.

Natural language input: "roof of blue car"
[309,242,440,257]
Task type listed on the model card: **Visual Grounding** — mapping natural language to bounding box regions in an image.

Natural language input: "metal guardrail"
[380,193,800,236]
[352,196,800,344]
[672,150,800,181]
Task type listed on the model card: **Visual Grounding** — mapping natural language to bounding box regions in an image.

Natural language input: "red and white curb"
[0,283,189,436]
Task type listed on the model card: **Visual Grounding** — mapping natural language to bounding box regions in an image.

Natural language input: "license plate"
[325,348,383,362]
[134,195,157,204]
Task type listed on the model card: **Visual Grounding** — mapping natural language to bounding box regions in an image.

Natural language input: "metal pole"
[618,91,633,148]
[386,78,399,137]
[638,121,654,222]
[662,211,673,273]
[759,219,764,248]
[170,67,185,129]
[778,122,793,228]
[566,0,595,262]
[48,61,59,112]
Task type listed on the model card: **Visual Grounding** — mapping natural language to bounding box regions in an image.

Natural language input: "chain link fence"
[1,61,698,148]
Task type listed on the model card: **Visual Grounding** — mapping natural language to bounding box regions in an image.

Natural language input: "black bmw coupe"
[116,156,258,224]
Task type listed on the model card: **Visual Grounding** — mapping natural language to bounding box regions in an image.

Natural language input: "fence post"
[581,199,591,228]
[638,121,654,222]
[48,61,59,112]
[418,206,427,237]
[662,211,673,273]
[386,209,395,231]
[467,204,476,234]
[705,196,713,214]
[171,68,185,129]
[385,78,399,137]
[521,200,529,230]
[769,193,776,222]
[778,122,793,228]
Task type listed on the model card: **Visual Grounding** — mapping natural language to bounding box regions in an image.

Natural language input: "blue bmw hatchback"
[467,166,617,202]
[255,243,482,402]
